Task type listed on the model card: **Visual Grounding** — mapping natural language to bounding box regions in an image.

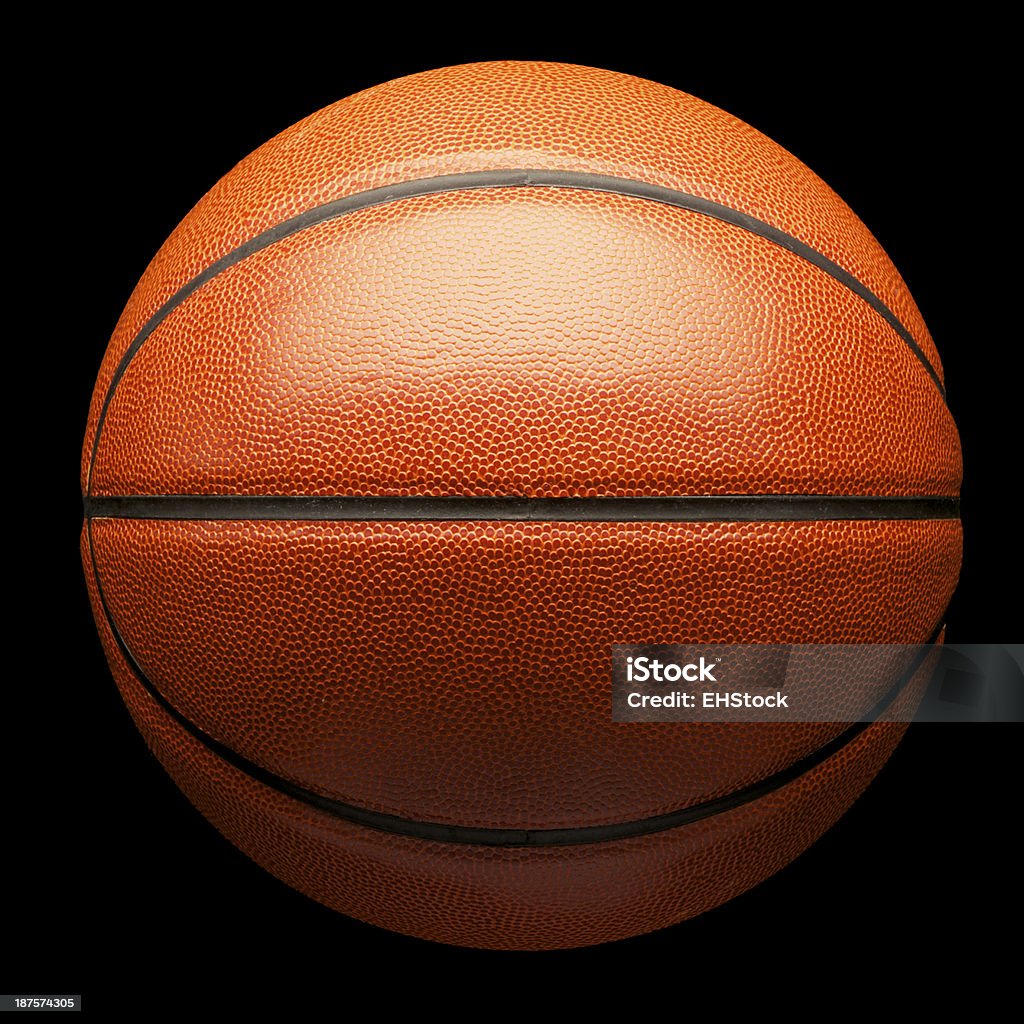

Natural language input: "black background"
[12,21,1019,1012]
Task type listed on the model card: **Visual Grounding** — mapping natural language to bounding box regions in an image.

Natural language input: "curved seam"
[87,520,941,847]
[86,169,946,495]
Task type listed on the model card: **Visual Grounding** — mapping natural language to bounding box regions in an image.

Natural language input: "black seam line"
[84,495,960,522]
[86,168,946,495]
[88,519,943,847]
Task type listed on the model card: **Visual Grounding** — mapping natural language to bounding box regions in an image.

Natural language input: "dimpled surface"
[90,189,959,497]
[83,536,940,950]
[82,63,964,948]
[82,61,946,486]
[90,518,959,829]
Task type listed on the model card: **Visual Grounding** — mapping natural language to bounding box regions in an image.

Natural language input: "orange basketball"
[81,62,961,950]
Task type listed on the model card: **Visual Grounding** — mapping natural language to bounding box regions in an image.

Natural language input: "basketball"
[81,61,961,949]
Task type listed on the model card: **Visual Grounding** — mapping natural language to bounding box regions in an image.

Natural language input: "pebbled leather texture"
[89,517,959,830]
[82,62,962,949]
[84,536,941,950]
[82,61,950,486]
[89,188,958,498]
